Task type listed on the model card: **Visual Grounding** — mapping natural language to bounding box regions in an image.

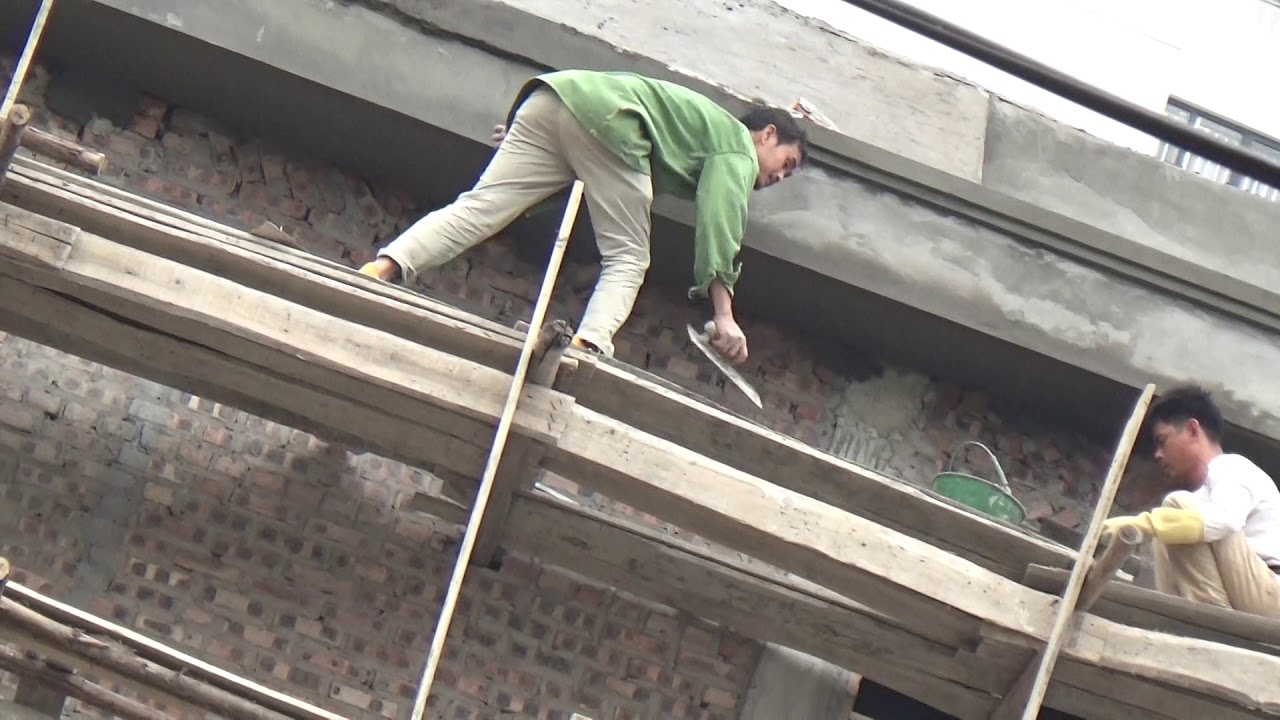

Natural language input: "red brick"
[129,115,162,139]
[161,132,210,161]
[171,156,238,196]
[134,175,200,209]
[240,182,309,220]
[793,401,825,423]
[0,402,41,432]
[702,687,737,708]
[137,95,168,120]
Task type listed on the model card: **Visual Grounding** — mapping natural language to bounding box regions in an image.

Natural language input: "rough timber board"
[504,493,1002,715]
[0,202,573,449]
[0,279,492,479]
[4,202,1280,717]
[1025,564,1280,654]
[1,159,1076,580]
[459,491,1232,720]
[451,490,1196,720]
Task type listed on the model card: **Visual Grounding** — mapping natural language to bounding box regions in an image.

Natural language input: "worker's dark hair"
[1148,384,1225,443]
[738,105,809,165]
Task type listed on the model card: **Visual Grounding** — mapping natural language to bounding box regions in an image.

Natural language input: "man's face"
[1152,419,1203,488]
[753,125,803,189]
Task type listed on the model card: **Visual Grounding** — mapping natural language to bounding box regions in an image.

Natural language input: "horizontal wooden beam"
[3,199,1278,717]
[1,582,344,720]
[0,278,491,480]
[1024,564,1280,654]
[0,642,167,720]
[423,489,1211,720]
[0,596,293,720]
[0,158,1075,579]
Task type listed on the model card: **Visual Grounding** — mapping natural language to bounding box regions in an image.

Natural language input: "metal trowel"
[687,320,762,409]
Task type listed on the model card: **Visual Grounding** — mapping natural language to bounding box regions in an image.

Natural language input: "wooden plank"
[1039,682,1179,720]
[577,360,1076,577]
[1024,564,1280,653]
[1050,657,1267,720]
[1075,525,1145,617]
[3,582,344,720]
[20,128,107,175]
[406,493,469,525]
[1,161,1076,579]
[985,619,1280,715]
[473,491,1178,720]
[0,203,572,448]
[3,160,522,367]
[0,196,74,266]
[980,627,1268,720]
[544,407,1280,713]
[0,644,165,720]
[0,596,296,720]
[0,278,489,480]
[501,492,999,716]
[548,405,1032,642]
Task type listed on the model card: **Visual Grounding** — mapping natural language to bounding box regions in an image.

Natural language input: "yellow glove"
[1103,508,1204,545]
[358,261,381,278]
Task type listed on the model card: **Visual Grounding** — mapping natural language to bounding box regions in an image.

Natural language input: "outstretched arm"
[690,153,757,363]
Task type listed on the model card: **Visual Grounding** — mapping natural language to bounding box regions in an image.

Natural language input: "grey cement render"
[473,0,991,182]
[984,98,1280,294]
[747,167,1280,442]
[73,0,1280,445]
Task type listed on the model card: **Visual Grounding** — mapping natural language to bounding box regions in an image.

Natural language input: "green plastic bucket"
[932,440,1027,526]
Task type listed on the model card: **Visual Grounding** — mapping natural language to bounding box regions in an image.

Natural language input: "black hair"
[1148,384,1225,443]
[738,105,809,165]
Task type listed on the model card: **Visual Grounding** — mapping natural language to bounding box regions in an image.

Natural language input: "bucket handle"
[945,440,1011,492]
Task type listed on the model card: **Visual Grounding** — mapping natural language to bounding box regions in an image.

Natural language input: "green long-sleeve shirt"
[508,70,759,298]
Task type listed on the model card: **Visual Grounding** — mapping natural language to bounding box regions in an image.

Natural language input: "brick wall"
[1,343,761,720]
[0,57,763,720]
[0,52,1153,718]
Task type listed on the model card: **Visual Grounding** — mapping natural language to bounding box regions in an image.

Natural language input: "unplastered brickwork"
[0,54,1150,717]
[0,341,759,719]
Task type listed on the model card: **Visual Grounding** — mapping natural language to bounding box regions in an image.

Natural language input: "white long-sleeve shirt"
[1192,453,1280,570]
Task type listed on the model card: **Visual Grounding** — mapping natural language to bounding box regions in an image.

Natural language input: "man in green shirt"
[359,69,809,363]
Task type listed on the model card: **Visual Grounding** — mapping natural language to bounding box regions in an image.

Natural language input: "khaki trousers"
[378,86,654,357]
[1153,491,1280,618]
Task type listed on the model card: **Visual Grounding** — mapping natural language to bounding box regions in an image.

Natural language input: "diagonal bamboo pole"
[408,179,586,720]
[1,0,56,122]
[991,382,1156,720]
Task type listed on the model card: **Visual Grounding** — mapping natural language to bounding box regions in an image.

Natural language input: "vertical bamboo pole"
[408,180,586,720]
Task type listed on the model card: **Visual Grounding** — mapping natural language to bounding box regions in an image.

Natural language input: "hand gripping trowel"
[687,320,762,409]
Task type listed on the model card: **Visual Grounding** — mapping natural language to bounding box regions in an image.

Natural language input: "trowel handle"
[703,320,718,338]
